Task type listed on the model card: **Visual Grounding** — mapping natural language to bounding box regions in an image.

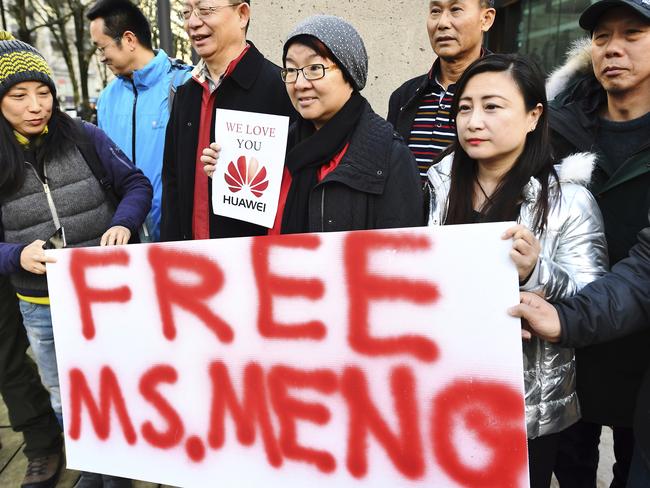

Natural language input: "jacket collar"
[320,104,392,195]
[403,48,491,111]
[125,49,170,89]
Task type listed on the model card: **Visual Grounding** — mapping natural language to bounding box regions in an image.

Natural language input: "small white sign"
[212,109,289,228]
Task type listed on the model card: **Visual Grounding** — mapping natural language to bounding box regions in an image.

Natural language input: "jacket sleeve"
[0,219,24,275]
[522,185,608,300]
[375,138,424,229]
[558,223,650,348]
[160,95,182,242]
[83,123,152,233]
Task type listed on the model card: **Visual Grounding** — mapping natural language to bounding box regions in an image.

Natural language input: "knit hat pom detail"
[0,31,15,41]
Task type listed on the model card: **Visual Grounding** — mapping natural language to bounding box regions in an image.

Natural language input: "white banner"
[47,223,529,487]
[212,108,289,228]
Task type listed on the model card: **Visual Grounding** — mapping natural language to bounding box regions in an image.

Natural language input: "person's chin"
[435,49,463,62]
[462,146,487,159]
[22,127,44,137]
[193,42,216,59]
[298,105,321,121]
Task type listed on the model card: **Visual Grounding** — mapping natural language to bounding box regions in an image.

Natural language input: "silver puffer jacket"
[427,152,609,438]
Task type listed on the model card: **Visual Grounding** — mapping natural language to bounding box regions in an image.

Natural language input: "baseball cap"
[579,0,650,31]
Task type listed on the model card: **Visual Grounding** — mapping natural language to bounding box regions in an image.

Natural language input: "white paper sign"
[212,108,289,228]
[46,223,529,488]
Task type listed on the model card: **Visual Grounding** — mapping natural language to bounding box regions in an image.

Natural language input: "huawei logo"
[224,156,269,198]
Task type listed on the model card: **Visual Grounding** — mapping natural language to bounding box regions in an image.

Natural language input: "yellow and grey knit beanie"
[0,31,56,100]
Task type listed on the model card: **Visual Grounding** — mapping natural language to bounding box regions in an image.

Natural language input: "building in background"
[3,0,596,119]
[488,0,593,73]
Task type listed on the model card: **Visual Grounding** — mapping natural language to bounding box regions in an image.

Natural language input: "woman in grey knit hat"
[203,15,424,233]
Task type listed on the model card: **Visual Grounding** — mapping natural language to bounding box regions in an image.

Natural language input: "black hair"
[444,53,558,234]
[0,96,81,200]
[282,34,356,90]
[86,0,153,51]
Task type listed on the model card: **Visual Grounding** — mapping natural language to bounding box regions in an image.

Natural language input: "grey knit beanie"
[283,15,368,91]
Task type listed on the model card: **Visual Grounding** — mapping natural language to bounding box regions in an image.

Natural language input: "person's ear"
[528,103,543,132]
[480,7,496,32]
[238,2,251,31]
[122,31,138,51]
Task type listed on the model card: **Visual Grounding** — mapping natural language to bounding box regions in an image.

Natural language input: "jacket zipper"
[130,80,138,166]
[25,163,62,230]
[320,186,326,232]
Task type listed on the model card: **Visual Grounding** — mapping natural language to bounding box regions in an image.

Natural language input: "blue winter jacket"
[97,49,191,241]
[0,122,153,275]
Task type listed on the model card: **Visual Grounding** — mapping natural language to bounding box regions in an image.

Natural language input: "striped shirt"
[407,75,456,181]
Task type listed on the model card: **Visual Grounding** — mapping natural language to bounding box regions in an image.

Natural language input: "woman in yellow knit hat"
[0,31,151,488]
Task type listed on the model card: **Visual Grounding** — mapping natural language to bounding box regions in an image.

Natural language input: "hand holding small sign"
[201,143,221,178]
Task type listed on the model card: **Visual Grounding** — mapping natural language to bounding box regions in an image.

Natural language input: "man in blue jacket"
[88,0,191,242]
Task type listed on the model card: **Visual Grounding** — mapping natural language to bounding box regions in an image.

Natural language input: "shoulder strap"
[74,119,120,208]
[168,57,189,113]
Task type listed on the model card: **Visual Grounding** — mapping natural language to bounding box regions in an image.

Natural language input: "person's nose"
[437,10,452,30]
[604,33,625,58]
[186,9,204,29]
[294,69,312,89]
[466,108,485,131]
[26,94,42,113]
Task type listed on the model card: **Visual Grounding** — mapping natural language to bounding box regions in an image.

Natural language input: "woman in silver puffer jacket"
[426,54,608,488]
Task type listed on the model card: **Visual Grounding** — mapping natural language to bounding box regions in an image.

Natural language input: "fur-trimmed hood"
[427,151,596,192]
[546,37,592,101]
[426,151,598,224]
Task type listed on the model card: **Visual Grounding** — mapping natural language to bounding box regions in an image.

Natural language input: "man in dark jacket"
[386,0,495,183]
[547,0,650,484]
[509,214,650,487]
[161,0,294,242]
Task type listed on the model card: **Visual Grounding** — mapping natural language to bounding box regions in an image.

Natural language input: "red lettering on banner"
[139,365,184,449]
[341,365,425,479]
[208,361,282,467]
[432,379,527,487]
[148,247,233,343]
[252,235,326,340]
[344,232,440,362]
[268,365,338,473]
[68,367,137,445]
[70,249,131,340]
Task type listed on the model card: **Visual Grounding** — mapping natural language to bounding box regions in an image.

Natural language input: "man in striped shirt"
[387,0,496,183]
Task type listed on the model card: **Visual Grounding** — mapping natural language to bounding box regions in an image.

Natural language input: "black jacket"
[386,52,490,142]
[386,72,430,142]
[304,104,424,232]
[161,43,295,242]
[548,47,650,426]
[557,217,650,462]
